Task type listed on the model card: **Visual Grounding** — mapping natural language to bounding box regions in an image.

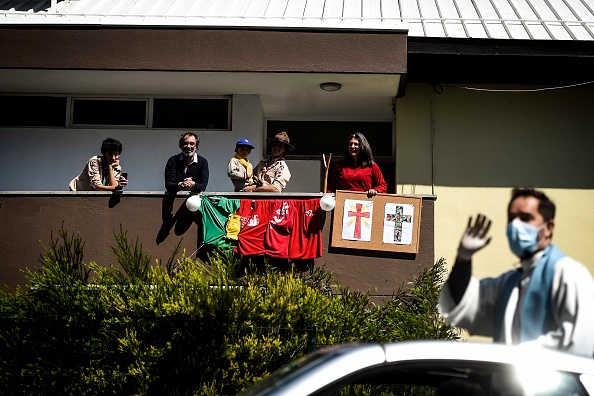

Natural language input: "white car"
[240,341,594,395]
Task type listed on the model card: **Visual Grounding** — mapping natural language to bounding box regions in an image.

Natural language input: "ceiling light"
[320,82,342,92]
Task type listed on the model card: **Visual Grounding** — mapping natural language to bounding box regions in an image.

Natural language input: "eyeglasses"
[272,142,285,148]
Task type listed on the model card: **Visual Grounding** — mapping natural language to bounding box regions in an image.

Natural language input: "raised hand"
[458,213,492,260]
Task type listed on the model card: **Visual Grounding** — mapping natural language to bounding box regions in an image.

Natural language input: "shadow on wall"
[397,84,594,189]
[156,193,201,245]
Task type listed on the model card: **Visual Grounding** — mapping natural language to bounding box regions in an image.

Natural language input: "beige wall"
[396,83,594,281]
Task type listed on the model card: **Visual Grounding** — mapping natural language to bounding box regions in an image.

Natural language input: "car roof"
[240,340,594,396]
[384,341,594,375]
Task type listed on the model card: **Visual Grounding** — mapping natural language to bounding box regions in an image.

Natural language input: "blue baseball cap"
[236,138,254,150]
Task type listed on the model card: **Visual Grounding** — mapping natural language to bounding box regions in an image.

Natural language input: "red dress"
[328,162,387,193]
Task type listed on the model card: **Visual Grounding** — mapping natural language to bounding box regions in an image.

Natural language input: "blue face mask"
[506,219,547,258]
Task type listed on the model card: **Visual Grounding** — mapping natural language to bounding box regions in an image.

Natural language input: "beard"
[182,148,196,158]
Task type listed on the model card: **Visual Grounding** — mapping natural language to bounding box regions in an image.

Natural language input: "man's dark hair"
[343,132,375,167]
[508,188,556,222]
[178,132,200,147]
[100,138,122,156]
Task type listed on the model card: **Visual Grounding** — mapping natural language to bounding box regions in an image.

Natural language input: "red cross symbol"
[348,203,370,239]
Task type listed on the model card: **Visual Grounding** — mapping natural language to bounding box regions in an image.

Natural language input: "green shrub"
[0,226,458,395]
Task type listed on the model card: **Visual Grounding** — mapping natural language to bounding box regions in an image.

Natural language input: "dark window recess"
[153,98,229,129]
[0,96,67,127]
[267,120,392,157]
[72,99,147,126]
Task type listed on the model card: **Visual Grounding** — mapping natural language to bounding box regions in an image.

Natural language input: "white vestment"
[439,250,594,356]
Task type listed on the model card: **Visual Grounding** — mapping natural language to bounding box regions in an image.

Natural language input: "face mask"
[506,219,547,258]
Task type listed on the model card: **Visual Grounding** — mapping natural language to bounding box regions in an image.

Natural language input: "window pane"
[266,120,393,157]
[72,99,147,126]
[153,98,229,129]
[0,96,66,127]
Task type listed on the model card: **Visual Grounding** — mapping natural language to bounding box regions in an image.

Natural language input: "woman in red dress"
[328,132,387,197]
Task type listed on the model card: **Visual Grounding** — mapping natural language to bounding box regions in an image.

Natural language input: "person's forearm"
[447,256,472,305]
[254,184,280,192]
[107,167,118,188]
[94,184,117,191]
[192,179,208,192]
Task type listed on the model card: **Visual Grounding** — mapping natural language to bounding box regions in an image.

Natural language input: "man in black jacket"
[164,132,209,193]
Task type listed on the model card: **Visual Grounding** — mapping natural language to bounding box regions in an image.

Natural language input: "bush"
[0,226,458,395]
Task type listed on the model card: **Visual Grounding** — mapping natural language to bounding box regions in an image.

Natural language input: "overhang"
[0,26,407,74]
[407,36,594,85]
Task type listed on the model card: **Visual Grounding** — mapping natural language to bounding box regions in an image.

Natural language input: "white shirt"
[439,250,594,356]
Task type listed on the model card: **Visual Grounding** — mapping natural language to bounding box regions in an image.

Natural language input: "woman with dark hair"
[69,138,128,191]
[327,132,387,197]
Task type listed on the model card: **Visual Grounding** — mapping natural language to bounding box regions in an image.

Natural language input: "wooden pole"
[323,153,332,193]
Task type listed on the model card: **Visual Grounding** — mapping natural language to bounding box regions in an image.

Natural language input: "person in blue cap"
[228,138,255,192]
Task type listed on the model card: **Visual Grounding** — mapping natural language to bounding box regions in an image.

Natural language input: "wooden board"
[330,190,422,253]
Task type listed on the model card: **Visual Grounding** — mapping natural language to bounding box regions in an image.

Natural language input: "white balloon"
[186,195,202,212]
[320,194,336,211]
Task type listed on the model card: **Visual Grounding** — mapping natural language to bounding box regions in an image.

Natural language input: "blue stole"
[494,244,565,342]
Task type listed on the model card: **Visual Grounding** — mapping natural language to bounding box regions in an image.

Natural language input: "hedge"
[0,226,459,395]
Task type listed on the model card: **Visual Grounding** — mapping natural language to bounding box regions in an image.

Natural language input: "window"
[266,120,393,158]
[0,95,231,130]
[153,98,230,129]
[0,96,67,127]
[71,98,147,126]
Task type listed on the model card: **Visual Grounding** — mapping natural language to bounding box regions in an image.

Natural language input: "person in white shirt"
[439,188,594,356]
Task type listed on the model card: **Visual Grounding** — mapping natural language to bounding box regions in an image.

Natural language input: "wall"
[0,28,407,74]
[396,83,594,282]
[0,95,268,193]
[0,94,330,193]
[0,192,435,299]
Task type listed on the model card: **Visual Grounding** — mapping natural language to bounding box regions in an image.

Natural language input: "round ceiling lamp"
[320,82,342,92]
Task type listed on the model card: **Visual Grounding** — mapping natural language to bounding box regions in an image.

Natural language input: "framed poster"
[331,190,422,253]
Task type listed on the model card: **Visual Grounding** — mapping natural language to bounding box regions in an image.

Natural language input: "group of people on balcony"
[69,131,388,197]
[67,132,594,358]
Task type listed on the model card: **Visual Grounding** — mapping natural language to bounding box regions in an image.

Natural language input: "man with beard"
[439,188,594,356]
[165,132,209,193]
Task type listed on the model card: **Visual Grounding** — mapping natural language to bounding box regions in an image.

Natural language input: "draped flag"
[229,199,323,259]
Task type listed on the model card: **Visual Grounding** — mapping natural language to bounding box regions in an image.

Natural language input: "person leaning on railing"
[69,138,128,191]
[327,132,387,198]
[228,138,256,192]
[164,132,209,193]
[242,132,293,193]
